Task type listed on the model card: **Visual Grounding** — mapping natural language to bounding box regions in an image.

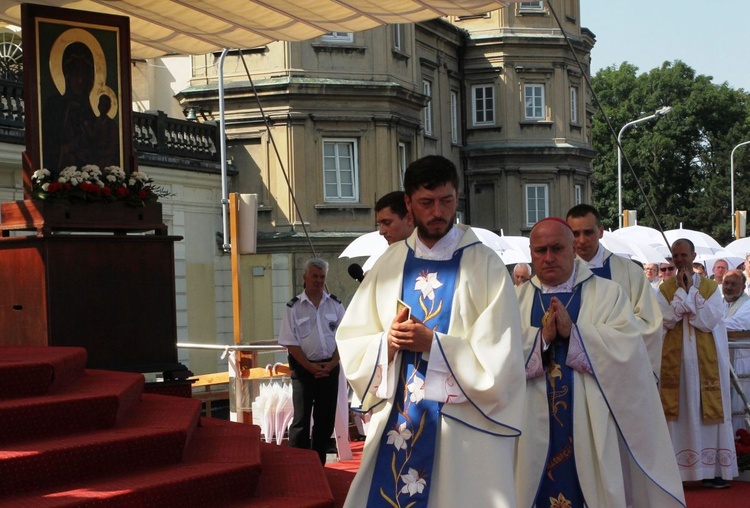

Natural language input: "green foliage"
[591,60,750,244]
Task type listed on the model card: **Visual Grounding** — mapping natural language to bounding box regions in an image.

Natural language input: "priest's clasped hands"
[541,297,573,345]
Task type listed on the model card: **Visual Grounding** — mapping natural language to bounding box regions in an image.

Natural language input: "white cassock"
[516,260,685,508]
[581,245,664,378]
[657,273,738,481]
[336,225,526,508]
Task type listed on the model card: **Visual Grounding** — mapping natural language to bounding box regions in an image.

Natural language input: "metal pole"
[218,48,231,253]
[616,106,672,229]
[731,140,750,238]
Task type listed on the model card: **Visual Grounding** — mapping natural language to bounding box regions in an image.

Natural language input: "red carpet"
[326,441,750,507]
[0,346,335,507]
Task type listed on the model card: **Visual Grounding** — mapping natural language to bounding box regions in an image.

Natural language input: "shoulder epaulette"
[329,294,341,304]
[286,296,299,308]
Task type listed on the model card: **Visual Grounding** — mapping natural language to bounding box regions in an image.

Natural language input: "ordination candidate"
[336,155,525,507]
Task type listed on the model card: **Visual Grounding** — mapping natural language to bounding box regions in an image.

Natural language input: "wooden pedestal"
[0,234,182,372]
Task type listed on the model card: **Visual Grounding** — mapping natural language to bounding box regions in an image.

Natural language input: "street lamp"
[617,106,672,229]
[731,140,750,237]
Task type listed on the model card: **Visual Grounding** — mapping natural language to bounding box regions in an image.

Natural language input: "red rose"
[139,189,148,199]
[102,187,111,196]
[116,187,129,197]
[64,183,71,190]
[48,182,61,192]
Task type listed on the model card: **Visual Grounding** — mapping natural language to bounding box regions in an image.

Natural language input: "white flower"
[407,376,425,403]
[106,175,117,182]
[58,176,68,183]
[70,178,79,186]
[41,183,49,191]
[386,422,412,451]
[32,168,50,181]
[400,468,426,496]
[414,271,443,301]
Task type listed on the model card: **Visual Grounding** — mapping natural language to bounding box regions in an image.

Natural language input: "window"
[398,142,408,188]
[570,86,579,124]
[524,84,545,120]
[321,32,353,43]
[450,90,459,143]
[393,24,402,51]
[472,84,494,125]
[423,79,433,136]
[574,184,582,205]
[519,1,544,11]
[525,184,548,226]
[323,139,358,202]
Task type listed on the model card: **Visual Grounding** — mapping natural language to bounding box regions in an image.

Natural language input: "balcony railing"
[0,78,220,163]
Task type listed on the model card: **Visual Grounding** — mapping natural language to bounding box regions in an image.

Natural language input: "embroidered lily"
[386,421,412,451]
[400,468,427,496]
[414,270,442,301]
[407,376,425,403]
[549,493,572,508]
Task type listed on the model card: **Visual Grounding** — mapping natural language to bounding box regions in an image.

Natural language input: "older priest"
[336,155,525,507]
[515,217,684,508]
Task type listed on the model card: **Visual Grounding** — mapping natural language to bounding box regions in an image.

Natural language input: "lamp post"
[731,140,750,237]
[617,106,672,229]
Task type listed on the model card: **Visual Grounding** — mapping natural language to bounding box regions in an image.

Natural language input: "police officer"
[278,257,345,464]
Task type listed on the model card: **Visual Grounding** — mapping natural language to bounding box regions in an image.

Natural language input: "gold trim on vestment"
[659,277,723,424]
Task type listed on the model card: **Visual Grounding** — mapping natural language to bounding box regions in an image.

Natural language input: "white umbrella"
[601,232,667,264]
[611,225,671,257]
[725,237,750,259]
[472,227,531,264]
[664,228,724,257]
[339,231,387,260]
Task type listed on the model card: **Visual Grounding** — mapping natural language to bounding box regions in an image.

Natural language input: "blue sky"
[582,1,749,92]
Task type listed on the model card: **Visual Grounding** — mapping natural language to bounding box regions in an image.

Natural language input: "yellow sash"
[659,276,724,424]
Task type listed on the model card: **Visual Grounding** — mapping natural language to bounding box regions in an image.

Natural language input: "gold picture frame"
[22,3,133,190]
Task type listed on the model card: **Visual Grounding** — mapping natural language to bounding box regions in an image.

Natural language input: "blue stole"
[589,255,612,280]
[531,286,585,508]
[366,246,464,507]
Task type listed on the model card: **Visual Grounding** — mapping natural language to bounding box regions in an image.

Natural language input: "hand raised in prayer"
[676,267,691,291]
[541,297,572,344]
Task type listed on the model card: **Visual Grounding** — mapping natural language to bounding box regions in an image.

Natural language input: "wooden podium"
[0,200,184,374]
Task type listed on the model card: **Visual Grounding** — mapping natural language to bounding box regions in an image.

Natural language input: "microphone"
[348,263,364,283]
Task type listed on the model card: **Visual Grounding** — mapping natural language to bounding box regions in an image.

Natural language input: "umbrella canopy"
[0,0,515,59]
[611,225,671,257]
[339,231,386,260]
[601,232,667,264]
[725,237,750,259]
[664,228,724,257]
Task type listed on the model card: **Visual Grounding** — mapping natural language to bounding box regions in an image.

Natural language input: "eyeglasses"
[660,266,676,272]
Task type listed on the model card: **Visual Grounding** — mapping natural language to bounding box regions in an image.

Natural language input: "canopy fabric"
[0,0,512,59]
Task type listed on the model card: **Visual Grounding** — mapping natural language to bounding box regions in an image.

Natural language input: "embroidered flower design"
[549,493,572,508]
[407,376,425,403]
[400,468,426,496]
[386,421,412,451]
[414,270,443,302]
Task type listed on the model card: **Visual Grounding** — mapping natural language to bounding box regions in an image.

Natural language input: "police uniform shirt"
[278,291,344,361]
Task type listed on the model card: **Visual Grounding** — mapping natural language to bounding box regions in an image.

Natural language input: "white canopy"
[0,0,513,59]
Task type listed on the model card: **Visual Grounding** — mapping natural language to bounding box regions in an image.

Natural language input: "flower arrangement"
[31,165,170,207]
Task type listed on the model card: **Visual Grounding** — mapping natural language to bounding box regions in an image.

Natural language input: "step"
[0,394,202,496]
[0,346,87,399]
[0,418,263,508]
[0,369,144,444]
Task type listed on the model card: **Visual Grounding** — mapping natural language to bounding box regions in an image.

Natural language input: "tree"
[590,60,750,244]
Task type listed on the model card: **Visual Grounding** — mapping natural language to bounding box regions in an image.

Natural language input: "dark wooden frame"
[21,4,133,195]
